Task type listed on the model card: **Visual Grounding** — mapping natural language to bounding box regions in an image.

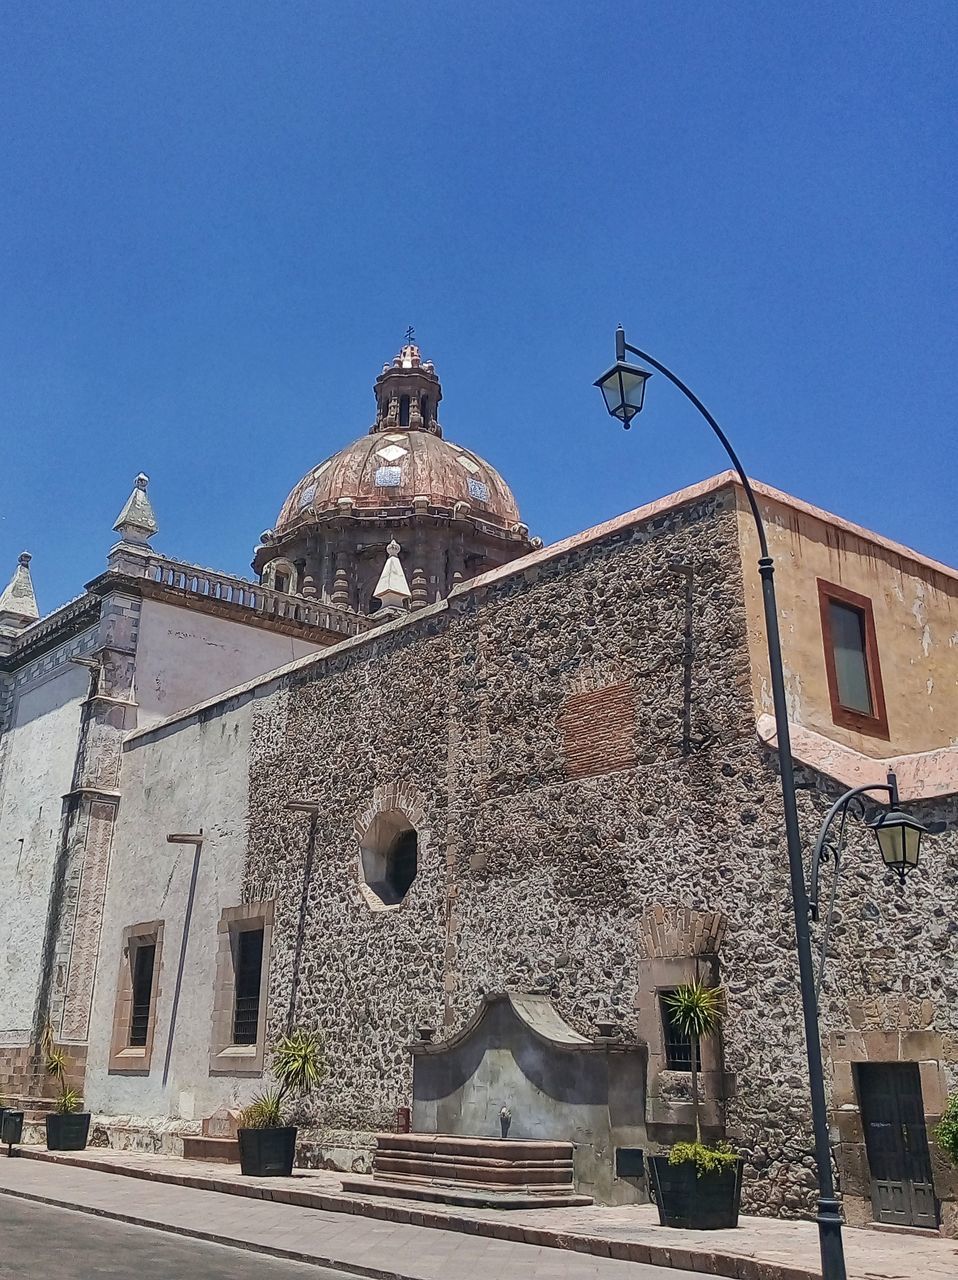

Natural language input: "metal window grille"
[233,928,264,1045]
[129,943,156,1047]
[660,993,701,1072]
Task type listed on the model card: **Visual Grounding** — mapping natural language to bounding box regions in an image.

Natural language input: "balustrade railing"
[142,555,361,635]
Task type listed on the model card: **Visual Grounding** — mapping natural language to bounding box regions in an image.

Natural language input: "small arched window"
[420,395,429,424]
[399,395,410,427]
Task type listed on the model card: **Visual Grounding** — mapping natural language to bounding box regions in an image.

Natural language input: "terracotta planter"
[237,1126,297,1177]
[648,1154,743,1229]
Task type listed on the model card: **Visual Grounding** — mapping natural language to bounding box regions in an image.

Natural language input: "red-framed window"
[817,579,889,739]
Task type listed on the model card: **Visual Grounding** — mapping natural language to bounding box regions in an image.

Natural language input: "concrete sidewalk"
[0,1155,698,1280]
[4,1146,957,1280]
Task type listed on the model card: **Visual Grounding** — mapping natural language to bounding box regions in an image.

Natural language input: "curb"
[13,1148,821,1280]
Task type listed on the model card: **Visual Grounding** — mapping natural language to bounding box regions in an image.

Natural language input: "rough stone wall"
[242,485,958,1219]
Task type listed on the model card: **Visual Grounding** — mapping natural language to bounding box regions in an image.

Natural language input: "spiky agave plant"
[663,980,726,1145]
[53,1087,83,1116]
[240,1029,325,1129]
[42,1022,81,1113]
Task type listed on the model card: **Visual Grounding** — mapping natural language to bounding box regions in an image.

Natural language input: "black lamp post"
[595,326,848,1280]
[808,771,928,1001]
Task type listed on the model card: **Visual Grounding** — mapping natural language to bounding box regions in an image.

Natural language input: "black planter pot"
[648,1154,743,1229]
[237,1126,297,1177]
[45,1112,91,1152]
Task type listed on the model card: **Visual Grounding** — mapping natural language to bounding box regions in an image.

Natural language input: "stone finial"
[0,551,40,629]
[113,473,158,546]
[373,540,412,611]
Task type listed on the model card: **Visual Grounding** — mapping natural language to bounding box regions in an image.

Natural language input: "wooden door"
[857,1062,938,1229]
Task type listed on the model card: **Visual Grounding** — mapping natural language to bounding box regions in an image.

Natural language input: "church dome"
[275,429,522,536]
[255,339,532,615]
[273,339,523,537]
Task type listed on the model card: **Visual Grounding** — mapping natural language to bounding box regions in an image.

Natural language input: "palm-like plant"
[42,1023,81,1113]
[663,980,726,1144]
[241,1029,325,1130]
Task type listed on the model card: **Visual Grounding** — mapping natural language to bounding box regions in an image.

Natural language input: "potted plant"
[43,1026,91,1152]
[934,1092,958,1166]
[238,1028,324,1177]
[648,980,743,1230]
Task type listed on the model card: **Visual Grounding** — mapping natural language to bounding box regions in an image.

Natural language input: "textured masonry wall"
[241,487,958,1219]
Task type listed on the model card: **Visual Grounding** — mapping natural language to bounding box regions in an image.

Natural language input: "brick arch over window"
[637,906,727,959]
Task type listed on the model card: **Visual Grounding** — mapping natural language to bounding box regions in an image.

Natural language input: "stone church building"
[1,342,956,1233]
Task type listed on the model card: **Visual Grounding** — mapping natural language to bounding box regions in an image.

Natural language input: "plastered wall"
[0,657,91,1035]
[134,598,321,727]
[737,491,958,758]
[84,695,257,1121]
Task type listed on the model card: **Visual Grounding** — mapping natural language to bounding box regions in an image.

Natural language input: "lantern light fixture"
[593,361,652,427]
[868,808,927,881]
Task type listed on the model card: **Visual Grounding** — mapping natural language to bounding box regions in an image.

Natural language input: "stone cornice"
[756,714,958,801]
[0,594,101,672]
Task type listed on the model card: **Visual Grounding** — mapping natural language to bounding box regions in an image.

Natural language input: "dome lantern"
[372,331,443,437]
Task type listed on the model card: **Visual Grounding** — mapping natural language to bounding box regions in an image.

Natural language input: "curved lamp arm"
[808,773,897,1003]
[617,327,770,557]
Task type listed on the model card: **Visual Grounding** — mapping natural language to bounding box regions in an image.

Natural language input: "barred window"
[129,942,157,1047]
[660,992,701,1072]
[232,928,265,1046]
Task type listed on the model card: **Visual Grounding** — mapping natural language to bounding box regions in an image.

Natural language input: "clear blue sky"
[2,2,955,614]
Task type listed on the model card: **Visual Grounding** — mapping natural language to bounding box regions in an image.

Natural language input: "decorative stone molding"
[637,906,727,959]
[757,713,958,801]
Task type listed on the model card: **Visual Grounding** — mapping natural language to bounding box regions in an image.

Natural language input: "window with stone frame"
[109,921,164,1074]
[210,901,274,1076]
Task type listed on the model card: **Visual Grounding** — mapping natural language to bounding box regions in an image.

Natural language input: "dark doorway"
[857,1062,938,1229]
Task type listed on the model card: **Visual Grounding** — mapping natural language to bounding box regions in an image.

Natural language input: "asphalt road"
[0,1197,356,1280]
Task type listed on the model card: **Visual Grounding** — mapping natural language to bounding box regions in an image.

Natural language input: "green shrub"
[934,1093,958,1165]
[668,1141,740,1177]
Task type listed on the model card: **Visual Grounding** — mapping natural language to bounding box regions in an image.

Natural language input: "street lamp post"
[595,327,848,1280]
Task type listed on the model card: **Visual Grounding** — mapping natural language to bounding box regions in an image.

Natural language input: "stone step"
[1,1096,58,1114]
[375,1133,573,1162]
[181,1135,239,1163]
[375,1153,576,1187]
[341,1175,593,1210]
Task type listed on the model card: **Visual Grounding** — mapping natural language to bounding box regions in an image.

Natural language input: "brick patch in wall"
[558,682,637,780]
